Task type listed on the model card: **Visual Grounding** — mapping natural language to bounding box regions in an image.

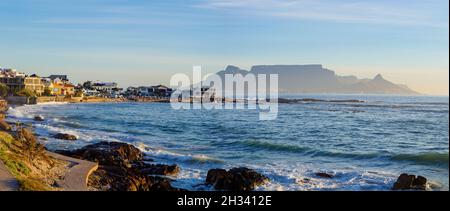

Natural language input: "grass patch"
[1,157,30,176]
[18,178,53,191]
[0,131,59,191]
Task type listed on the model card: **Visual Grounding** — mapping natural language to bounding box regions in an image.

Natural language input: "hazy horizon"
[0,0,448,95]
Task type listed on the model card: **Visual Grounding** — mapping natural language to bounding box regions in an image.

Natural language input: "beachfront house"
[84,89,100,97]
[48,75,69,82]
[125,86,139,96]
[137,85,173,97]
[0,69,44,96]
[153,85,173,97]
[137,86,151,96]
[92,82,118,92]
[46,80,75,96]
[0,68,26,78]
[85,82,123,98]
[41,76,76,96]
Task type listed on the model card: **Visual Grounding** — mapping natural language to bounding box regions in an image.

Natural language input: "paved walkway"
[0,152,98,191]
[47,152,98,191]
[0,160,20,191]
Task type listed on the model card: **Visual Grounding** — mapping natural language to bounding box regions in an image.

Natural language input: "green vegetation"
[74,90,83,97]
[42,87,53,96]
[0,84,8,98]
[18,178,52,191]
[15,88,37,98]
[0,130,60,191]
[0,131,31,176]
[16,127,46,162]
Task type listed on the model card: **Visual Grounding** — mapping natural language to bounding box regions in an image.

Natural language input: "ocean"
[6,94,449,191]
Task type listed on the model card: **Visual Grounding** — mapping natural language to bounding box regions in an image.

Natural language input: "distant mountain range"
[211,65,419,95]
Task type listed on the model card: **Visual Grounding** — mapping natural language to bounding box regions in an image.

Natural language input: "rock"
[88,166,181,191]
[205,167,269,191]
[0,120,12,131]
[140,164,180,176]
[54,133,78,141]
[34,115,45,121]
[413,176,428,189]
[58,141,144,168]
[315,172,334,179]
[59,141,183,191]
[206,169,228,185]
[393,173,428,190]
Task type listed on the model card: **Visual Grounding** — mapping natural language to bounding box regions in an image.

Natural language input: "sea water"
[6,94,449,191]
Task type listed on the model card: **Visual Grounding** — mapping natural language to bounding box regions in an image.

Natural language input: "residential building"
[41,76,76,96]
[0,75,44,95]
[46,81,75,96]
[137,85,173,97]
[92,82,118,92]
[0,68,26,78]
[48,75,69,82]
[125,86,139,96]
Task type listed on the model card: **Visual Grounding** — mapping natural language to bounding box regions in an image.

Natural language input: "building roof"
[93,82,117,87]
[48,75,69,81]
[152,85,170,89]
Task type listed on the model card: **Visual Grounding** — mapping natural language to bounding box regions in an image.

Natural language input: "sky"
[0,0,448,95]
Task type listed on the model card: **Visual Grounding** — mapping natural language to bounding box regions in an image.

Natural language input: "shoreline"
[3,101,271,191]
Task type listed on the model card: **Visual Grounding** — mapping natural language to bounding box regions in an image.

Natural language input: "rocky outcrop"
[392,173,428,190]
[59,141,144,167]
[140,164,180,176]
[54,133,77,141]
[34,115,45,121]
[0,120,12,131]
[57,141,182,191]
[315,172,334,179]
[88,166,179,191]
[206,167,269,191]
[0,100,7,113]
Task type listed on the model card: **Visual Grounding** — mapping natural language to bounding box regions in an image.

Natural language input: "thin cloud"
[197,0,449,28]
[35,17,166,25]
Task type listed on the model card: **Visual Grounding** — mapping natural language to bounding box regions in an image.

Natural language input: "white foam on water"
[135,140,398,191]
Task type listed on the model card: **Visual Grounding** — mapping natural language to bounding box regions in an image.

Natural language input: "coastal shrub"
[15,88,37,97]
[2,158,31,176]
[42,87,52,96]
[0,132,31,176]
[0,84,8,98]
[15,127,46,162]
[0,131,58,191]
[74,90,83,97]
[19,178,52,191]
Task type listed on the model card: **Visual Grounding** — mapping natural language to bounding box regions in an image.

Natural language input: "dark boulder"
[140,164,180,176]
[206,169,228,185]
[88,166,181,191]
[58,141,183,191]
[54,133,78,141]
[393,173,428,190]
[0,120,12,131]
[315,172,334,179]
[34,115,45,121]
[58,141,144,168]
[206,167,269,191]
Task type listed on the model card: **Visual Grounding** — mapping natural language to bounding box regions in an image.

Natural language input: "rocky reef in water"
[56,141,271,191]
